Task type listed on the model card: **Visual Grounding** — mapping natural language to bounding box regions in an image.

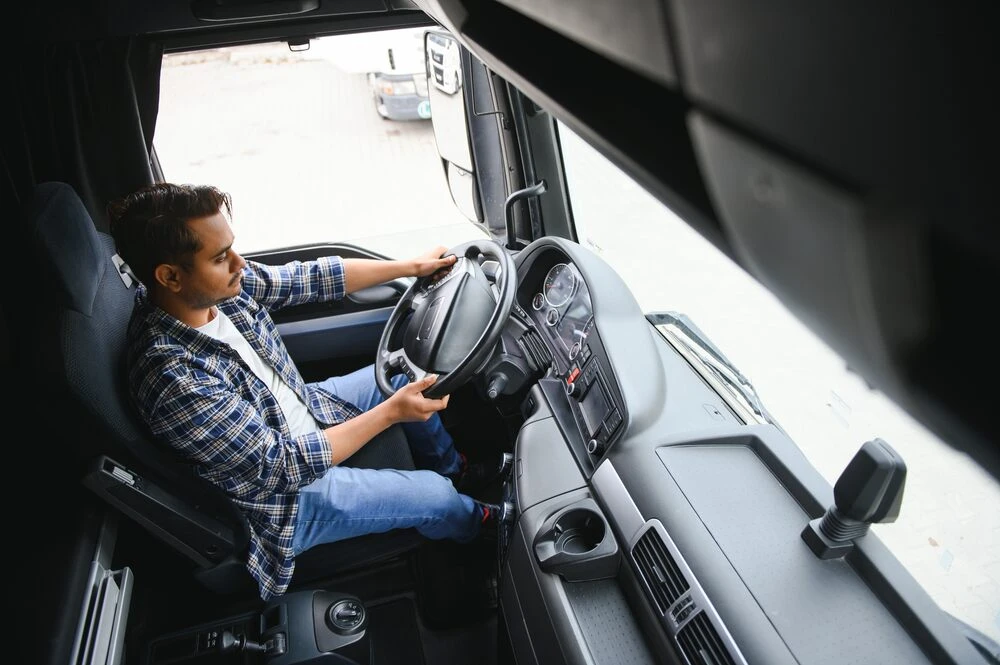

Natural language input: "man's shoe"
[452,452,514,495]
[475,500,504,540]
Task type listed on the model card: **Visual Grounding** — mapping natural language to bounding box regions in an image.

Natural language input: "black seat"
[25,181,422,596]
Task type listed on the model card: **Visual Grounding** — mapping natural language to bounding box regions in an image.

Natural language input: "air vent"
[632,527,689,613]
[677,612,736,665]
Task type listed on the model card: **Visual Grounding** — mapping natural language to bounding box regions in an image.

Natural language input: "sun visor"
[495,0,678,87]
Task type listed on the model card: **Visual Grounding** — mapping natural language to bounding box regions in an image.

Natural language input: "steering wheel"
[375,239,517,399]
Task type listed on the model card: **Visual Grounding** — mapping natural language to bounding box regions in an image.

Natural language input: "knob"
[586,438,604,455]
[566,380,582,399]
[801,438,907,559]
[326,599,366,635]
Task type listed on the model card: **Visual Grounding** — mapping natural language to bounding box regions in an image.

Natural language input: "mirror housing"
[425,29,482,225]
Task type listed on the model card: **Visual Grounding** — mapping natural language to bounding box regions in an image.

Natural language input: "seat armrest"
[83,455,244,569]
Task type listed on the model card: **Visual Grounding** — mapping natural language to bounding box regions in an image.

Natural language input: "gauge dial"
[543,263,577,308]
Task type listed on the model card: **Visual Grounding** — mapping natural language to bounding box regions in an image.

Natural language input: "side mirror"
[424,29,481,225]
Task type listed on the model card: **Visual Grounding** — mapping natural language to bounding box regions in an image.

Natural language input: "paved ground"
[156,39,999,643]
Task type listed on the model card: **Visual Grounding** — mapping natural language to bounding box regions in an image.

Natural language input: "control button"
[532,292,545,310]
[605,409,622,432]
[569,342,581,360]
[200,630,219,650]
[326,599,366,634]
[545,308,559,326]
[587,438,603,455]
[567,367,580,384]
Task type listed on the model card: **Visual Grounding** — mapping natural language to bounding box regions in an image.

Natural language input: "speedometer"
[542,263,577,308]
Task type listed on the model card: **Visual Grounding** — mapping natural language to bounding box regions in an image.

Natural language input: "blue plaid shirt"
[124,256,362,600]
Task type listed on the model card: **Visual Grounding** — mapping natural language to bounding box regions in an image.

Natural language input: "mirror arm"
[470,62,504,121]
[504,180,547,250]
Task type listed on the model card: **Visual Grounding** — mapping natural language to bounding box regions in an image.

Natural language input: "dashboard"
[495,236,980,665]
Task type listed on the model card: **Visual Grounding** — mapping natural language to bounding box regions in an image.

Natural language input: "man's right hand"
[389,374,450,422]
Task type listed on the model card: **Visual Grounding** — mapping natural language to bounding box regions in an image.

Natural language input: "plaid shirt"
[124,256,362,600]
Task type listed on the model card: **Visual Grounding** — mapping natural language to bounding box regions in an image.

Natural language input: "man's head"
[108,183,246,315]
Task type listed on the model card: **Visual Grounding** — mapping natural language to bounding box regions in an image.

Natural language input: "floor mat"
[415,538,499,631]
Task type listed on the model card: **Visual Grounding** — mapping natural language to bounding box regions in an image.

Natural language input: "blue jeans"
[292,367,480,555]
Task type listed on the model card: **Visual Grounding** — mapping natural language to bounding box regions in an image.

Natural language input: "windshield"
[556,122,1000,644]
[155,31,486,260]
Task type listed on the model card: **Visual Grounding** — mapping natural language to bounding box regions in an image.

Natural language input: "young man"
[108,182,498,601]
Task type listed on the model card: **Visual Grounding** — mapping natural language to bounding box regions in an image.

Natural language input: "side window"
[556,120,1000,645]
[154,29,487,258]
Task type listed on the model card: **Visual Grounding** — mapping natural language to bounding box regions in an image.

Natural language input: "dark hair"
[107,183,232,287]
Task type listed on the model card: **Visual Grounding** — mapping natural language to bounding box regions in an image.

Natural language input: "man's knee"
[413,470,459,507]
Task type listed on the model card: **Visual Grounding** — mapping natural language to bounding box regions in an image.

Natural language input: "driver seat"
[25,181,423,597]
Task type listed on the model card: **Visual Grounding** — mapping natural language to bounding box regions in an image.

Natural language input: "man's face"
[176,211,246,309]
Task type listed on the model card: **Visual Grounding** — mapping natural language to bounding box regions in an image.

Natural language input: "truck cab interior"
[4,2,998,665]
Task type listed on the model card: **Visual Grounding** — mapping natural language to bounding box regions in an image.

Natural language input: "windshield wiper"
[647,311,770,424]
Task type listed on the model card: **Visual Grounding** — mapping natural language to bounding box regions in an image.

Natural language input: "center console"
[144,590,371,665]
[518,255,626,473]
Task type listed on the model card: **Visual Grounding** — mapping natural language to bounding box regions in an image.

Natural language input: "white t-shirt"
[198,308,323,438]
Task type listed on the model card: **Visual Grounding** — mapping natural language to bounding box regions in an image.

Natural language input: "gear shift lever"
[801,437,907,559]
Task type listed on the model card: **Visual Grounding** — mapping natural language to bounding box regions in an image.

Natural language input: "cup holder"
[551,508,606,555]
[533,498,619,581]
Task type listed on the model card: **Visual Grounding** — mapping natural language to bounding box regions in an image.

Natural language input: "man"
[108,182,499,601]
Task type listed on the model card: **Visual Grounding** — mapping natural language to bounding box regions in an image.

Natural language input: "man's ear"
[153,263,183,293]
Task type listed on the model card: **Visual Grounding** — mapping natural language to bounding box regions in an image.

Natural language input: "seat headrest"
[26,182,113,316]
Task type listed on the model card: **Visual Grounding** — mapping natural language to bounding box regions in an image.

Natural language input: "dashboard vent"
[677,612,736,665]
[518,328,552,372]
[632,527,689,613]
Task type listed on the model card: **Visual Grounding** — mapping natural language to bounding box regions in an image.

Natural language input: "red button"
[567,367,580,383]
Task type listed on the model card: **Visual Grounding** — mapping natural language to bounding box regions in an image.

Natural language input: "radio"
[565,358,622,457]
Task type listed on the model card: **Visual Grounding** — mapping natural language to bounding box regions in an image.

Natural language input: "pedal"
[498,452,514,480]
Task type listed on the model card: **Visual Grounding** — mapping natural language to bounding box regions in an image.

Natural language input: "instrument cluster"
[529,262,595,367]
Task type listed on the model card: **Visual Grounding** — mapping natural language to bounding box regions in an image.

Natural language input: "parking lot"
[155,38,999,642]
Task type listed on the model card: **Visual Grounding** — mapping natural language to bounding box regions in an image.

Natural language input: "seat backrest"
[27,182,153,461]
[24,181,252,579]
